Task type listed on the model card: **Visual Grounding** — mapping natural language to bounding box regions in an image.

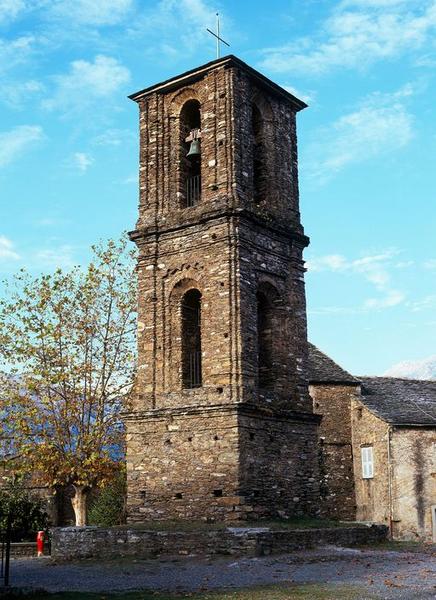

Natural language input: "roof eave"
[309,379,360,386]
[390,421,436,428]
[128,55,307,111]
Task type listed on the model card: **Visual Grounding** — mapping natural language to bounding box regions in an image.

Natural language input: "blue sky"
[0,0,435,377]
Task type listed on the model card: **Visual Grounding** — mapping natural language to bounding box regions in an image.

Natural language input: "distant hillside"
[384,355,436,380]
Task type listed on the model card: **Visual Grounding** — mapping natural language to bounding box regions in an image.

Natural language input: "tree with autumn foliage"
[0,238,136,526]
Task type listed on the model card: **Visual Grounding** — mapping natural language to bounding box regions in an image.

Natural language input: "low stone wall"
[51,524,388,561]
[10,543,37,557]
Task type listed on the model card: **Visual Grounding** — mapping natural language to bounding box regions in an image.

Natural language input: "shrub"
[88,472,126,527]
[0,483,48,541]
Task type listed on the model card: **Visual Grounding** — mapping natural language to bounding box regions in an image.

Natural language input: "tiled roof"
[307,343,358,384]
[359,376,436,426]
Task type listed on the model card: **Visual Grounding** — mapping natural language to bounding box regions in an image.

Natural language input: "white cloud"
[127,0,230,59]
[0,35,37,75]
[364,289,405,308]
[0,125,44,167]
[340,0,420,8]
[92,129,135,147]
[71,152,94,173]
[31,245,76,270]
[120,173,138,185]
[1,79,45,108]
[0,236,19,261]
[260,1,436,75]
[0,0,25,24]
[307,249,398,273]
[307,249,405,310]
[424,258,436,269]
[42,55,130,114]
[395,260,414,268]
[408,294,436,312]
[35,216,70,227]
[283,85,314,105]
[48,0,133,26]
[384,354,436,379]
[306,254,348,272]
[303,87,414,182]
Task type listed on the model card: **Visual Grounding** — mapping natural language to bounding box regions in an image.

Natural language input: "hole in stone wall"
[249,432,255,440]
[218,140,224,146]
[165,439,172,445]
[188,436,193,442]
[211,233,217,239]
[213,489,223,497]
[224,332,229,338]
[214,435,219,441]
[140,490,146,500]
[220,282,225,287]
[175,492,183,499]
[216,387,223,394]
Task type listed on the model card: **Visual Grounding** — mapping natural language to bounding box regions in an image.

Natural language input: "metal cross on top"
[206,13,230,59]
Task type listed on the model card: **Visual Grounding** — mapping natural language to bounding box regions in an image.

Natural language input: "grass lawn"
[27,583,377,599]
[111,517,350,533]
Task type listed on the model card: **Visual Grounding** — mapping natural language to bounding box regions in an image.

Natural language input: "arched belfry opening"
[181,288,202,388]
[180,99,201,208]
[257,284,280,390]
[252,103,267,206]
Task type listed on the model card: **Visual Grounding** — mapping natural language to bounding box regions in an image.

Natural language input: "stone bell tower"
[125,55,320,522]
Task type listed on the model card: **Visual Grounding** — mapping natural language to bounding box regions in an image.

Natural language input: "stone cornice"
[129,208,309,249]
[122,402,321,425]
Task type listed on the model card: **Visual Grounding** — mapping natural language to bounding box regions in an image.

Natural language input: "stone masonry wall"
[352,399,436,541]
[390,428,436,542]
[238,411,320,518]
[51,524,388,561]
[126,407,241,522]
[310,384,359,520]
[351,400,390,527]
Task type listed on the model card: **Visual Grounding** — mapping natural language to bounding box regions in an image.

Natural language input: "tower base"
[125,403,320,523]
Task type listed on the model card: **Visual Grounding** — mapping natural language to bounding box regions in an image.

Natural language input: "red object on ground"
[36,530,45,556]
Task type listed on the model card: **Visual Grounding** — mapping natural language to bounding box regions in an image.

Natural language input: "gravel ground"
[8,545,436,599]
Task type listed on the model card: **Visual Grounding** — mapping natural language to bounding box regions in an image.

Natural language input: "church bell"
[187,138,201,158]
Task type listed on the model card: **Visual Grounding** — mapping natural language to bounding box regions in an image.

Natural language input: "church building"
[124,55,321,522]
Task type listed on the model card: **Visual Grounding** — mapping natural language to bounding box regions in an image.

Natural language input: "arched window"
[252,104,266,206]
[181,289,202,388]
[180,100,201,208]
